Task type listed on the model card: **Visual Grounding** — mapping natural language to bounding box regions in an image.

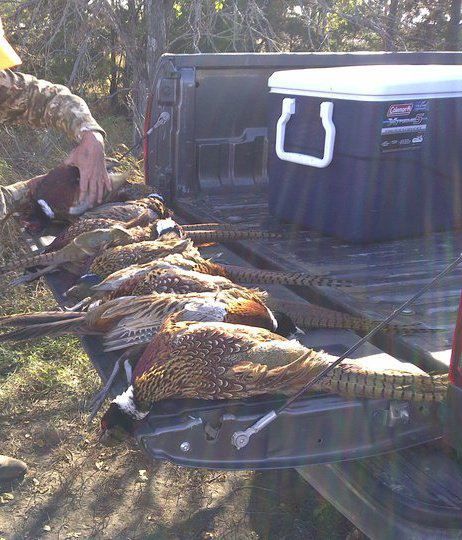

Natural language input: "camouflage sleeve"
[0,70,105,143]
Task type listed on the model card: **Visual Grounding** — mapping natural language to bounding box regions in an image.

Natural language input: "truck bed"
[170,197,462,538]
[24,51,462,538]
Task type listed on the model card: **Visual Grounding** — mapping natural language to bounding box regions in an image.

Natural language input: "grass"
[0,120,358,539]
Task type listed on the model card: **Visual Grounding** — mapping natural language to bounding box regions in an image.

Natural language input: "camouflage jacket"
[0,70,104,142]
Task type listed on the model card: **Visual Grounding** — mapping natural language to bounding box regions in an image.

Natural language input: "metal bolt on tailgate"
[180,441,191,453]
[374,401,411,427]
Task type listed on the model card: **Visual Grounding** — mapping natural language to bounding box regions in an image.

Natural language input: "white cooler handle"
[275,98,336,168]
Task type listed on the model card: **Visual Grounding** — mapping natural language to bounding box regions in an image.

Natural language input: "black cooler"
[268,65,462,243]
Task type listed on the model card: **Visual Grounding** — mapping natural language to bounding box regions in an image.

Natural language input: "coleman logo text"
[387,103,413,117]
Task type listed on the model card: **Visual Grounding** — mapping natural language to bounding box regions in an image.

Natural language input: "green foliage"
[0,277,96,411]
[0,1,460,121]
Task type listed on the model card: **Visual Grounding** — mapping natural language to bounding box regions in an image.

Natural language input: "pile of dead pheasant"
[0,165,447,445]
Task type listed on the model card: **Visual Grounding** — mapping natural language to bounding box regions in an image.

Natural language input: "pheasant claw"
[88,355,125,423]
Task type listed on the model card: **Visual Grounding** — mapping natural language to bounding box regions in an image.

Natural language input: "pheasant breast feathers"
[100,267,253,300]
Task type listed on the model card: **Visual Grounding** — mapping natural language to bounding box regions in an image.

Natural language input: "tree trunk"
[109,29,119,111]
[447,0,462,50]
[131,0,172,143]
[384,0,400,51]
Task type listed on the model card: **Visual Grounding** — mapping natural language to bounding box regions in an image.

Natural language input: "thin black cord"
[106,113,170,172]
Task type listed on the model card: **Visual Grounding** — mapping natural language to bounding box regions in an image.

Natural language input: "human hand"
[64,131,112,206]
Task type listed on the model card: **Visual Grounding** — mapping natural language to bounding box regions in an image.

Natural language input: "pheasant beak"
[288,326,306,341]
[99,426,130,446]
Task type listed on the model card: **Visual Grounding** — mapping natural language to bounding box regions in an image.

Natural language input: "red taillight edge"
[449,292,462,386]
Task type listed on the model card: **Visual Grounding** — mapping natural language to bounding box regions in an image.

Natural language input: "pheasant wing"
[132,320,302,404]
[102,294,189,351]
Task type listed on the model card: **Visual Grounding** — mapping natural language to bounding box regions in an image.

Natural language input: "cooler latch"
[275,98,336,169]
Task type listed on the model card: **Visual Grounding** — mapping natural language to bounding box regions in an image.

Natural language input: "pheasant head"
[29,166,129,220]
[271,310,302,339]
[100,386,148,444]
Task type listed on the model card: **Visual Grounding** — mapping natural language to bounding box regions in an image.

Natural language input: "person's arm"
[0,69,111,204]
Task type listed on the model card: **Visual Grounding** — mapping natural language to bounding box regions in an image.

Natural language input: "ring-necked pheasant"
[9,165,151,229]
[55,250,348,303]
[58,240,351,299]
[90,249,351,288]
[0,289,298,351]
[5,220,350,289]
[44,212,152,253]
[75,194,170,223]
[3,226,137,285]
[32,193,170,255]
[1,217,297,280]
[47,216,284,254]
[65,264,252,304]
[0,220,189,283]
[65,267,433,335]
[64,252,203,300]
[3,212,352,290]
[98,315,448,443]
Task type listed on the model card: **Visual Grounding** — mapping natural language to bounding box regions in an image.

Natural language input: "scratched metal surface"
[177,190,462,369]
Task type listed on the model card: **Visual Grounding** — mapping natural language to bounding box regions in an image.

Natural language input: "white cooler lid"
[269,64,462,101]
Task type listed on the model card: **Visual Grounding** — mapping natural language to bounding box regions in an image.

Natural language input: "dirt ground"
[0,123,359,540]
[1,400,356,540]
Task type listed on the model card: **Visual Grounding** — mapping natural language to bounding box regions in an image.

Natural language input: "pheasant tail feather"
[0,251,61,274]
[221,264,351,288]
[268,299,435,334]
[231,351,448,402]
[312,367,449,402]
[186,230,282,243]
[0,311,89,341]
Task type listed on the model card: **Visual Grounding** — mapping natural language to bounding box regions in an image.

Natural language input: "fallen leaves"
[138,469,148,482]
[0,492,14,504]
